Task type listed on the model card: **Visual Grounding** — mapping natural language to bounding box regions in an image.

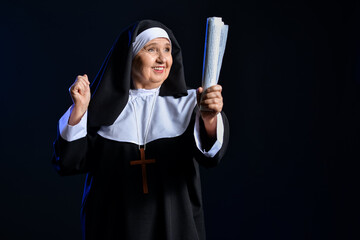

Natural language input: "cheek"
[133,54,153,70]
[168,57,173,69]
[132,59,147,80]
[132,58,142,73]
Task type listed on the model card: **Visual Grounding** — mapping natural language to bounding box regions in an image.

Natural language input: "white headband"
[132,27,171,58]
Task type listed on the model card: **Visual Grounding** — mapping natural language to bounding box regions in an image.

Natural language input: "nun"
[53,19,229,240]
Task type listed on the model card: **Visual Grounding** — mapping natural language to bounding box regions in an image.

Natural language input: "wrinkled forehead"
[132,27,171,58]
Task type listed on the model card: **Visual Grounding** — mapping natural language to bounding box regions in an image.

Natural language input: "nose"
[156,51,166,63]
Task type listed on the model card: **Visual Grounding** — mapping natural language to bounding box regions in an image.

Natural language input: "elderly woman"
[53,19,229,240]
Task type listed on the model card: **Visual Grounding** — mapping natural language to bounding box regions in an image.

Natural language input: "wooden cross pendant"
[130,147,156,194]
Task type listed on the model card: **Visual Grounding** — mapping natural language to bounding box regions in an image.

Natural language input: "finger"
[76,79,87,91]
[80,80,91,95]
[78,79,89,89]
[76,75,90,85]
[201,97,223,108]
[70,86,80,97]
[204,100,223,110]
[206,104,223,113]
[202,98,222,106]
[83,74,90,85]
[197,87,203,97]
[76,75,84,82]
[77,83,87,95]
[70,81,80,91]
[73,83,83,94]
[205,85,222,93]
[201,91,222,100]
[77,76,88,84]
[77,78,90,91]
[197,87,204,104]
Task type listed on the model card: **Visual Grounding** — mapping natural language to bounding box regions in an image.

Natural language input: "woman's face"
[131,37,173,89]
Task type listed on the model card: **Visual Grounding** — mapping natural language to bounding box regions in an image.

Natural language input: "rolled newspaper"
[201,17,228,92]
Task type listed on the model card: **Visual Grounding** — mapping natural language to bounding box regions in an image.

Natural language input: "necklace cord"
[130,89,159,150]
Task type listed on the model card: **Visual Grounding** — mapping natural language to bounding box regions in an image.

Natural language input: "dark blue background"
[1,0,359,239]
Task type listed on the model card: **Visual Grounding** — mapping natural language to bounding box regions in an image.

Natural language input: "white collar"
[129,86,161,97]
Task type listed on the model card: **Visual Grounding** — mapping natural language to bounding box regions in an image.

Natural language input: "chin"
[151,77,167,84]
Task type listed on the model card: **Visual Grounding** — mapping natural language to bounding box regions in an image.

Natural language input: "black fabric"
[88,20,188,127]
[52,111,229,240]
[52,19,230,240]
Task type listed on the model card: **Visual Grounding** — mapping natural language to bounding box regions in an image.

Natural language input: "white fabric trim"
[58,89,224,158]
[132,27,171,57]
[194,110,224,158]
[59,106,88,142]
[97,89,196,145]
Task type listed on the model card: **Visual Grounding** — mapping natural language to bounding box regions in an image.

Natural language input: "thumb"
[197,87,204,105]
[83,74,90,85]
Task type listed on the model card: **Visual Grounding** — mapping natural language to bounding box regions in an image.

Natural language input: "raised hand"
[197,85,223,139]
[68,74,91,125]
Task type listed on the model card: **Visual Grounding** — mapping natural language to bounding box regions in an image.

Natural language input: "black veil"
[88,19,188,127]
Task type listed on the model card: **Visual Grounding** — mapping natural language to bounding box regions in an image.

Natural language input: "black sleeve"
[193,111,230,168]
[51,124,98,176]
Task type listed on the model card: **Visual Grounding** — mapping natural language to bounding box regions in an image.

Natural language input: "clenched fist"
[68,74,91,125]
[197,84,223,139]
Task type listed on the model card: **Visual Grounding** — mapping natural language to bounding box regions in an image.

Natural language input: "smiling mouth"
[152,66,165,72]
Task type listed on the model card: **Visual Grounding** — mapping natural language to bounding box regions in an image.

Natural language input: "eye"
[147,48,155,52]
[164,47,171,52]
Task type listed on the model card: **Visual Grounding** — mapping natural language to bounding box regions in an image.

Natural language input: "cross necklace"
[129,88,158,194]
